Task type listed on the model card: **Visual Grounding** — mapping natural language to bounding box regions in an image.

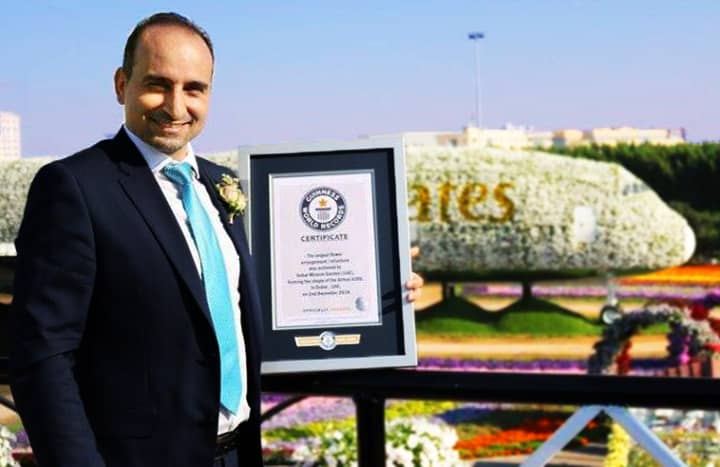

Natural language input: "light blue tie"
[163,162,242,414]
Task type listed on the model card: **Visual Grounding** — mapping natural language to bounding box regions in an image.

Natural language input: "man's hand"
[405,246,425,302]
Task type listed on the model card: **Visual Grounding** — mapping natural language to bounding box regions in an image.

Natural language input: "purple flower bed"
[437,403,497,425]
[417,357,667,375]
[261,396,355,429]
[262,396,496,429]
[463,284,718,301]
[419,357,587,373]
[261,393,289,404]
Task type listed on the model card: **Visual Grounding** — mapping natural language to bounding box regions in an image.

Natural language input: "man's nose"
[165,88,187,120]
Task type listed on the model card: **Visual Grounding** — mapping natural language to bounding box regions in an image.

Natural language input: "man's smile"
[148,114,193,133]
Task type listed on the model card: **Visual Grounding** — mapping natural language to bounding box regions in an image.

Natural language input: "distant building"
[527,131,554,149]
[463,126,528,149]
[401,124,686,150]
[555,126,685,148]
[401,125,551,149]
[0,112,21,159]
[402,126,535,150]
[552,129,585,148]
[402,131,462,148]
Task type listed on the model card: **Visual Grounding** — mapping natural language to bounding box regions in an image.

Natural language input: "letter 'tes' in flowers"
[216,173,247,224]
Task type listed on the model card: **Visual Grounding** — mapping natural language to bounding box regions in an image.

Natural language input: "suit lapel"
[111,130,214,325]
[197,160,248,264]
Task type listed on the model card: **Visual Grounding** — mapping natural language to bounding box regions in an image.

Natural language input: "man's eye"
[185,87,206,96]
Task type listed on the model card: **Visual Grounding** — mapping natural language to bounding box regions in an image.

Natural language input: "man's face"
[114,24,213,159]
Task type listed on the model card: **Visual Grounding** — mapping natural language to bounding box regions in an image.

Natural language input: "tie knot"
[163,162,195,187]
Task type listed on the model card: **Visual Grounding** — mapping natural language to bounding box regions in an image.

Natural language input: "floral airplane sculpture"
[404,146,695,321]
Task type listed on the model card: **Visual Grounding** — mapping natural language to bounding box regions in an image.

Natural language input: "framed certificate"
[239,138,416,374]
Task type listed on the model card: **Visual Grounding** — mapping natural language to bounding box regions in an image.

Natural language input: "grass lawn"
[415,296,669,338]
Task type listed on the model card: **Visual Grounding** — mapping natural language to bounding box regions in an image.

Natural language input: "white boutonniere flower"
[216,174,247,224]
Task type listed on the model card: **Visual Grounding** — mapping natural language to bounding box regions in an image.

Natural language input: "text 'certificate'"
[269,171,381,330]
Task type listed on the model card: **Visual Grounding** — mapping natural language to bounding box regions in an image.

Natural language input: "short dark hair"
[122,12,214,78]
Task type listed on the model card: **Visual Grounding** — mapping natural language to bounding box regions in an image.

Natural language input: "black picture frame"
[239,138,417,374]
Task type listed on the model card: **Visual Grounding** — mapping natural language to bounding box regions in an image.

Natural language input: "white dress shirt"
[124,127,250,434]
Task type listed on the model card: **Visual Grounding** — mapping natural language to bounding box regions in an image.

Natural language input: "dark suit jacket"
[9,129,264,467]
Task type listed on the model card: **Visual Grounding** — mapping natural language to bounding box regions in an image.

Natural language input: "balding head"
[122,12,214,79]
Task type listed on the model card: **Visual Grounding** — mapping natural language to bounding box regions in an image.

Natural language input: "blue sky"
[1,0,718,156]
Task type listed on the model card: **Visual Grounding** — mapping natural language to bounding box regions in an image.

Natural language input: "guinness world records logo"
[318,331,337,351]
[301,186,347,230]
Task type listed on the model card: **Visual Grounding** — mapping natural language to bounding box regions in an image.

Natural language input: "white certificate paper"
[269,171,381,330]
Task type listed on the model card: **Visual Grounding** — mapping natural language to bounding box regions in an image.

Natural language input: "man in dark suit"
[9,12,266,467]
[9,11,423,467]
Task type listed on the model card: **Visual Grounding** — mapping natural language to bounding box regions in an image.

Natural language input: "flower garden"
[4,275,718,466]
[260,395,607,466]
[256,262,720,466]
[1,153,720,465]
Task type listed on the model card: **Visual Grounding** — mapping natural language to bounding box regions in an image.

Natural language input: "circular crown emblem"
[319,331,337,351]
[300,187,347,231]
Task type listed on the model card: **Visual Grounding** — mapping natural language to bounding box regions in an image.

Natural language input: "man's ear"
[114,67,127,105]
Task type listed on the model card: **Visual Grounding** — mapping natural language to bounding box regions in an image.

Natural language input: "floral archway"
[588,292,720,375]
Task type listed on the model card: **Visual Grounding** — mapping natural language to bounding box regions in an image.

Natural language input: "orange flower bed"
[454,417,598,459]
[621,265,720,285]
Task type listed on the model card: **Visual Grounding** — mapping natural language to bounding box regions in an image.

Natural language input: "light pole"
[468,32,484,128]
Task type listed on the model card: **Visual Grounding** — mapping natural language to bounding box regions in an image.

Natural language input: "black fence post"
[353,392,385,467]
